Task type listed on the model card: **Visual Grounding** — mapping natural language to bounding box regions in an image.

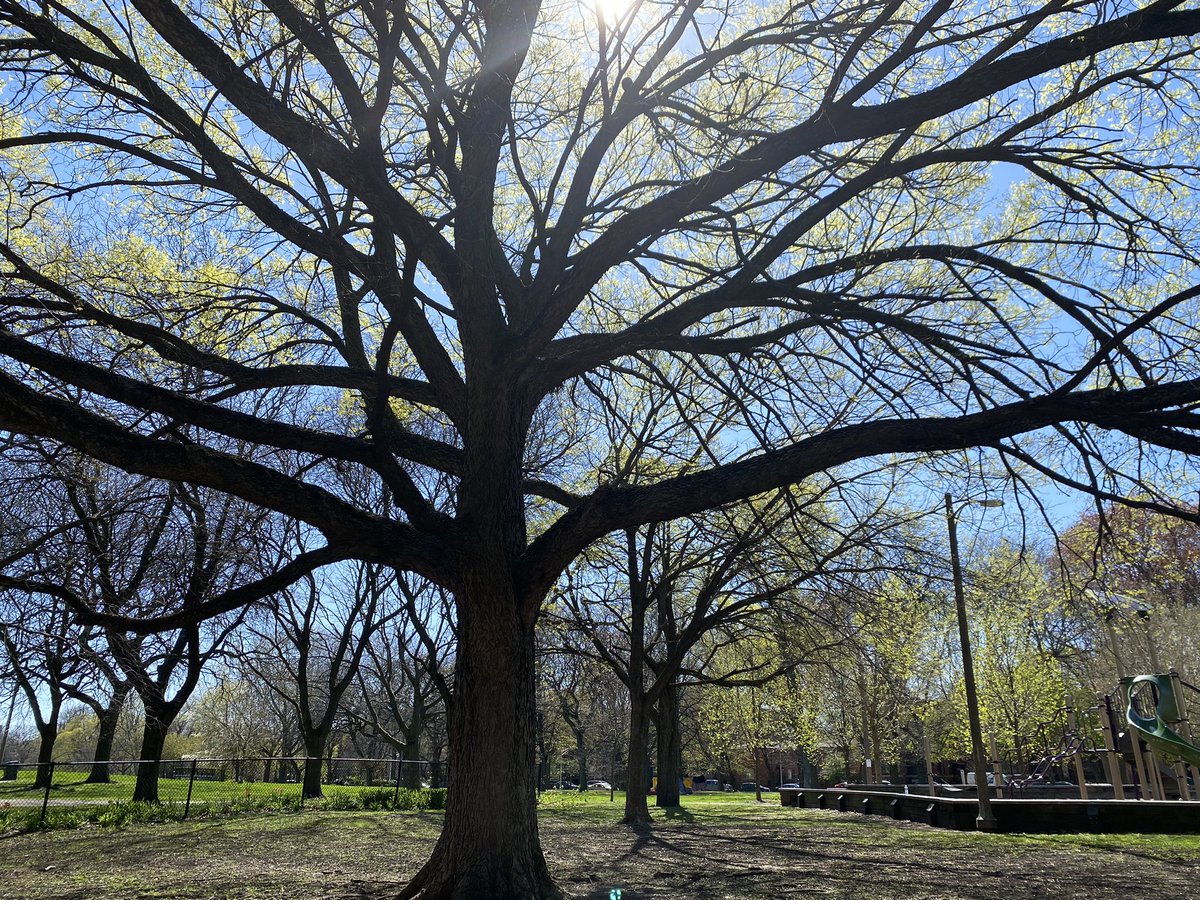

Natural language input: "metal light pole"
[945,492,1002,831]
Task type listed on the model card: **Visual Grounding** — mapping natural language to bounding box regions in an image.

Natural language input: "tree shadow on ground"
[660,806,694,822]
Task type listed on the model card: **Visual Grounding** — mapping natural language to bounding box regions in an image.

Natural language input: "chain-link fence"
[0,756,438,827]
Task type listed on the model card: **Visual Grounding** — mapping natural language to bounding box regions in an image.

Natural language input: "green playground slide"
[1121,674,1200,770]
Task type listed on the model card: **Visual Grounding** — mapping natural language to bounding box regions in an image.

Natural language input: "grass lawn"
[2,791,1199,899]
[0,767,399,805]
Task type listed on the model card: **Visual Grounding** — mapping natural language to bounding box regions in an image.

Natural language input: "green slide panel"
[1122,674,1200,770]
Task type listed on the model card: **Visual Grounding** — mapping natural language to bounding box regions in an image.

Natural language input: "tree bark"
[399,587,558,899]
[622,689,652,824]
[34,720,58,790]
[574,731,588,793]
[302,730,328,799]
[654,684,682,808]
[754,747,765,802]
[402,730,423,789]
[86,684,129,783]
[870,721,883,786]
[133,709,171,803]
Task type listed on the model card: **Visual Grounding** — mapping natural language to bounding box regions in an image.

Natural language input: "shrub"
[358,788,394,810]
[91,801,177,828]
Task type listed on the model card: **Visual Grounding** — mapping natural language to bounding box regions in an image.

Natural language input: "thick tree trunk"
[574,732,588,792]
[133,711,170,803]
[654,684,682,808]
[402,732,423,789]
[34,721,58,789]
[86,685,128,783]
[622,690,652,824]
[302,731,328,799]
[399,591,558,899]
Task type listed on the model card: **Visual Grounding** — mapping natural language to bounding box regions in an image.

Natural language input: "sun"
[586,0,637,28]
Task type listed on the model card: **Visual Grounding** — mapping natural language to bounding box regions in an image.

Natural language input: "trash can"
[2,761,18,781]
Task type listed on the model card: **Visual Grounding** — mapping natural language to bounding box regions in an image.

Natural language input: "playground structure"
[780,672,1200,831]
[785,631,1200,832]
[1004,671,1200,803]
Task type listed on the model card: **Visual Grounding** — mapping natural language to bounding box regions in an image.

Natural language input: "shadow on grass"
[661,806,694,823]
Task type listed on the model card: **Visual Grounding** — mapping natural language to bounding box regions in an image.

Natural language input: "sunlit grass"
[0,767,420,805]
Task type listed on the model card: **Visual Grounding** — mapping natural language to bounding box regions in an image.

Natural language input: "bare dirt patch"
[2,799,1197,899]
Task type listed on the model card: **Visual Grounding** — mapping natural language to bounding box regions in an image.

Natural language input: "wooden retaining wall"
[778,788,1200,833]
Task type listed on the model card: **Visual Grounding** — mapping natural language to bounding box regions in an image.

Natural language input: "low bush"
[358,788,395,810]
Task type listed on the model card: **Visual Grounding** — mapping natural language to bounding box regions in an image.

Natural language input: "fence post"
[39,762,54,828]
[184,758,198,819]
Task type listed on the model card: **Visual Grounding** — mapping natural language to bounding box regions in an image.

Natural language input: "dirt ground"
[2,798,1199,899]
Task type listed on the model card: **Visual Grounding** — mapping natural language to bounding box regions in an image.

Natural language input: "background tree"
[0,592,79,786]
[349,578,453,789]
[71,476,269,802]
[246,558,399,798]
[1058,503,1200,609]
[189,676,284,767]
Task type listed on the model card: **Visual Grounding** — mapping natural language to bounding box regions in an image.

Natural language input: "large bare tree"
[2,0,1200,894]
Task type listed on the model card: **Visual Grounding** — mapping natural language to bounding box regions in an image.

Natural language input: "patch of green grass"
[0,784,448,834]
[1010,830,1200,861]
[535,788,782,826]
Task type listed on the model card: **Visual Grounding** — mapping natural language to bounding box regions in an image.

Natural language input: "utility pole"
[945,493,1001,831]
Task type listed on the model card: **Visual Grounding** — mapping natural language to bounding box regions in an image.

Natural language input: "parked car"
[780,783,800,789]
[587,780,612,790]
[740,782,773,792]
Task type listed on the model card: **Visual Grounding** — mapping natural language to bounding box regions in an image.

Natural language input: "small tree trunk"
[622,690,652,824]
[86,685,129,783]
[654,684,682,808]
[870,723,883,785]
[133,711,170,803]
